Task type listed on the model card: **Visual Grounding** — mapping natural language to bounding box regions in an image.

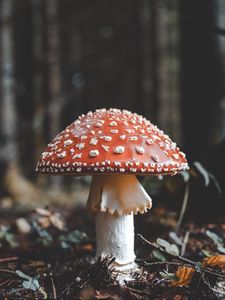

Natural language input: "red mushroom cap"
[36,108,189,175]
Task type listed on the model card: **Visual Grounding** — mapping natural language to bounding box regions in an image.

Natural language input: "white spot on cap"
[89,150,99,157]
[95,122,103,128]
[102,145,109,152]
[151,154,159,162]
[136,146,145,154]
[73,153,82,159]
[110,129,118,134]
[81,135,87,140]
[41,152,48,159]
[90,137,98,145]
[114,146,125,154]
[152,134,160,140]
[57,151,66,158]
[104,136,112,141]
[146,139,154,145]
[172,153,179,160]
[109,121,117,127]
[64,139,73,146]
[119,135,126,140]
[129,136,138,141]
[179,151,186,158]
[76,143,85,150]
[125,128,133,134]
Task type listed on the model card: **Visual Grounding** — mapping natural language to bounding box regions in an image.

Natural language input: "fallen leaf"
[152,249,167,262]
[159,271,177,280]
[35,208,51,217]
[38,217,50,228]
[202,255,225,270]
[172,266,195,287]
[49,213,65,231]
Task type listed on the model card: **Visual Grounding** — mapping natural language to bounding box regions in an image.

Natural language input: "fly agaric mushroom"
[36,108,188,277]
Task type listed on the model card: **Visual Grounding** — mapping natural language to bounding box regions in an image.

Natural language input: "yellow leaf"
[202,255,225,270]
[172,266,195,287]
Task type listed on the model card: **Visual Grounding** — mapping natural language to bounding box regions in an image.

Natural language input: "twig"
[0,256,18,263]
[127,286,151,296]
[143,261,192,268]
[50,276,57,299]
[0,269,15,274]
[181,231,190,256]
[138,234,195,266]
[176,182,189,233]
[138,234,225,279]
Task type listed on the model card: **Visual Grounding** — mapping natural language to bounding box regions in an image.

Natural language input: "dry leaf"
[35,208,51,217]
[49,214,65,230]
[202,255,225,270]
[172,266,195,287]
[38,217,50,228]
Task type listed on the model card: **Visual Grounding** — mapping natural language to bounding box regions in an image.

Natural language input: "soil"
[0,205,224,300]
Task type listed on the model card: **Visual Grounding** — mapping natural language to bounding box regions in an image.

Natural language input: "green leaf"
[206,230,223,246]
[159,271,177,280]
[16,270,40,291]
[156,238,171,249]
[217,244,225,254]
[167,244,179,256]
[156,238,180,256]
[152,250,167,262]
[208,172,222,195]
[22,278,40,291]
[193,162,210,186]
[16,270,32,281]
[169,232,183,246]
[180,171,190,182]
[59,230,88,248]
[201,249,214,257]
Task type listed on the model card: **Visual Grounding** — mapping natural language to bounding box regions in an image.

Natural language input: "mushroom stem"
[96,211,136,271]
[87,174,152,275]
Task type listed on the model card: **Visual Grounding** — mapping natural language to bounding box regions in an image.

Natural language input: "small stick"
[0,256,18,263]
[0,269,15,274]
[138,234,225,279]
[176,182,189,233]
[181,231,190,256]
[50,276,57,299]
[138,234,195,266]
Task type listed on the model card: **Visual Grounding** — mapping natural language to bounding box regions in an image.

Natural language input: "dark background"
[0,0,224,212]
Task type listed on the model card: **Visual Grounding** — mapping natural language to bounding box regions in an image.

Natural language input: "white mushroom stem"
[96,212,136,270]
[87,174,152,272]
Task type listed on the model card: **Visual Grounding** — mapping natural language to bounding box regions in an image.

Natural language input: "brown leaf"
[38,216,50,228]
[35,208,51,217]
[80,285,95,299]
[172,266,195,287]
[173,295,189,300]
[49,214,65,230]
[202,255,225,270]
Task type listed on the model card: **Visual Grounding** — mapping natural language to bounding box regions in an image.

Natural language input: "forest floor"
[0,204,224,300]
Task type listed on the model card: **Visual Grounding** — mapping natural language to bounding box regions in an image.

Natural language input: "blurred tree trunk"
[138,0,181,143]
[32,0,45,167]
[180,0,225,206]
[0,0,17,164]
[157,0,181,144]
[44,0,63,186]
[0,0,36,203]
